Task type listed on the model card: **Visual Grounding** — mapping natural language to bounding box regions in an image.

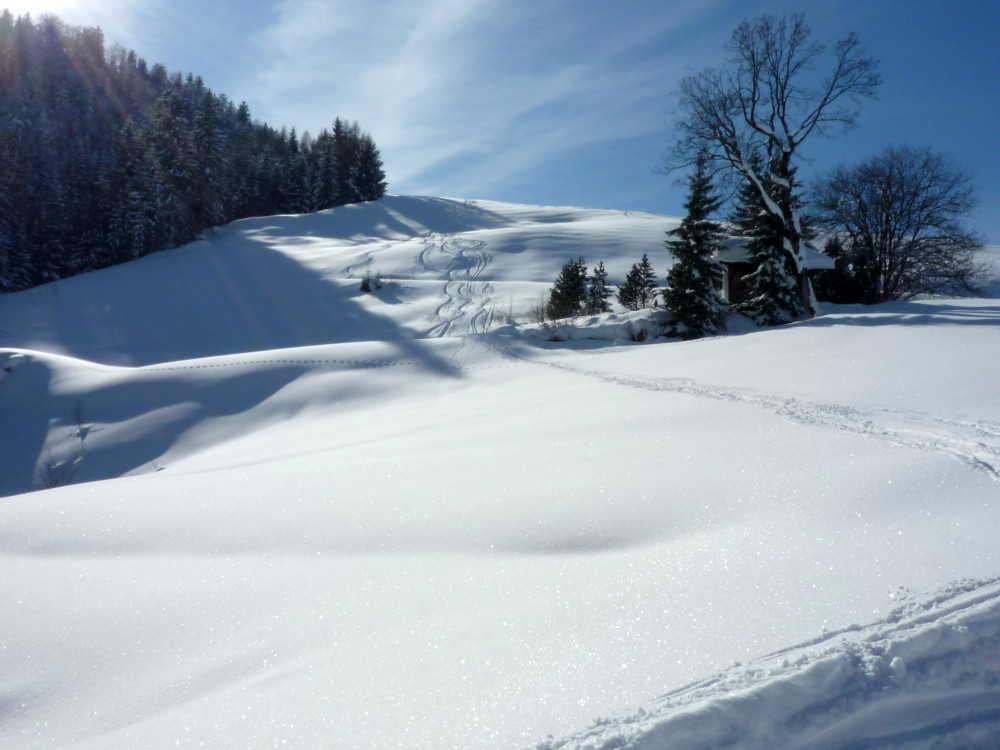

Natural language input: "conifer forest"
[0,11,387,293]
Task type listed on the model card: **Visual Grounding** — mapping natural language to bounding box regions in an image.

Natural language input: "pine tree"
[332,118,360,205]
[0,13,389,295]
[192,90,230,229]
[353,134,387,202]
[145,89,199,244]
[585,261,612,314]
[108,119,162,264]
[616,253,658,311]
[310,129,338,208]
[0,131,30,291]
[664,158,727,339]
[546,257,588,319]
[730,159,804,326]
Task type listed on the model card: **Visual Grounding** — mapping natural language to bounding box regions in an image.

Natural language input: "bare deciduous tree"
[669,13,880,307]
[812,145,987,302]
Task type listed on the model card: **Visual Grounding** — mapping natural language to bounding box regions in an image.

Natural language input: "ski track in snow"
[418,234,495,337]
[343,248,375,277]
[506,350,1000,485]
[539,577,1000,750]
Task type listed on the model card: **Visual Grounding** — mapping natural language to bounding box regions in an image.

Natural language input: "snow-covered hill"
[1,196,999,749]
[0,196,675,366]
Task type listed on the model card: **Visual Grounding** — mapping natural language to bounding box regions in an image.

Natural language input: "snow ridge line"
[0,350,520,376]
[136,357,516,374]
[536,358,1000,484]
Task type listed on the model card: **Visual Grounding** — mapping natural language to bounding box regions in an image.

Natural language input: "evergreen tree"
[145,89,199,244]
[192,90,229,229]
[332,118,360,204]
[0,130,30,291]
[730,159,804,325]
[585,261,612,314]
[616,253,658,311]
[107,119,162,264]
[310,129,338,208]
[546,257,588,319]
[0,12,390,295]
[664,158,727,339]
[353,134,387,202]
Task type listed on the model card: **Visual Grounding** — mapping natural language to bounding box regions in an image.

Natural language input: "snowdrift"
[1,197,999,750]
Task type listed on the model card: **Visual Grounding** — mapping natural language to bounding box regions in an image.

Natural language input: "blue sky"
[10,0,1000,242]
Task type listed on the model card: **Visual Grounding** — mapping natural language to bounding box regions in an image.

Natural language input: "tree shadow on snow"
[809,300,1000,328]
[3,233,458,376]
[0,358,52,496]
[47,365,310,489]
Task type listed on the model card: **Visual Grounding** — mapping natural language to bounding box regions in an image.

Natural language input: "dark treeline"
[0,11,387,293]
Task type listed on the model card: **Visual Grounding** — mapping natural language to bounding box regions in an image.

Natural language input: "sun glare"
[4,2,89,21]
[0,0,80,19]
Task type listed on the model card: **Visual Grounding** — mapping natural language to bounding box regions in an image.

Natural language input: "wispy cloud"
[245,0,730,199]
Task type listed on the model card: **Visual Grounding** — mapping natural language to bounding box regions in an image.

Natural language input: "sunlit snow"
[1,196,999,749]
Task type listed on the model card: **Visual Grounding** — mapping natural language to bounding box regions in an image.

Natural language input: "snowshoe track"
[536,358,1000,484]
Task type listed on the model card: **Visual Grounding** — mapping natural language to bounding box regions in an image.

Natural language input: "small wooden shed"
[715,237,836,312]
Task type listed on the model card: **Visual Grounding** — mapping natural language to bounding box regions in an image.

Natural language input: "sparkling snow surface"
[1,197,999,749]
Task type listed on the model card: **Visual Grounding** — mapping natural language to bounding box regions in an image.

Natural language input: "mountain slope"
[0,196,676,365]
[0,197,999,749]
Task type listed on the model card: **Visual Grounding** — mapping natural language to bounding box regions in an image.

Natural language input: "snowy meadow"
[1,196,999,749]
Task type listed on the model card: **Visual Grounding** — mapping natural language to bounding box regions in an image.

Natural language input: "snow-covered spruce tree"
[730,163,804,325]
[585,261,612,314]
[664,159,727,339]
[616,253,658,311]
[546,257,588,319]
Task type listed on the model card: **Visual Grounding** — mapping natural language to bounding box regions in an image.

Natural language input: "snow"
[546,578,1000,749]
[1,197,999,749]
[716,235,836,270]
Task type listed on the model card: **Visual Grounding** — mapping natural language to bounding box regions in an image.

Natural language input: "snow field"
[1,197,999,749]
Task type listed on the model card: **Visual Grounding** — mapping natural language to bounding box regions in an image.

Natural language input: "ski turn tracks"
[418,234,495,337]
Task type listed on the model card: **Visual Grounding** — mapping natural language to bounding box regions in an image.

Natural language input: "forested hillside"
[0,11,386,293]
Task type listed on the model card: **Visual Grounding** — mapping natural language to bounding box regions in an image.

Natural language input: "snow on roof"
[715,236,836,271]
